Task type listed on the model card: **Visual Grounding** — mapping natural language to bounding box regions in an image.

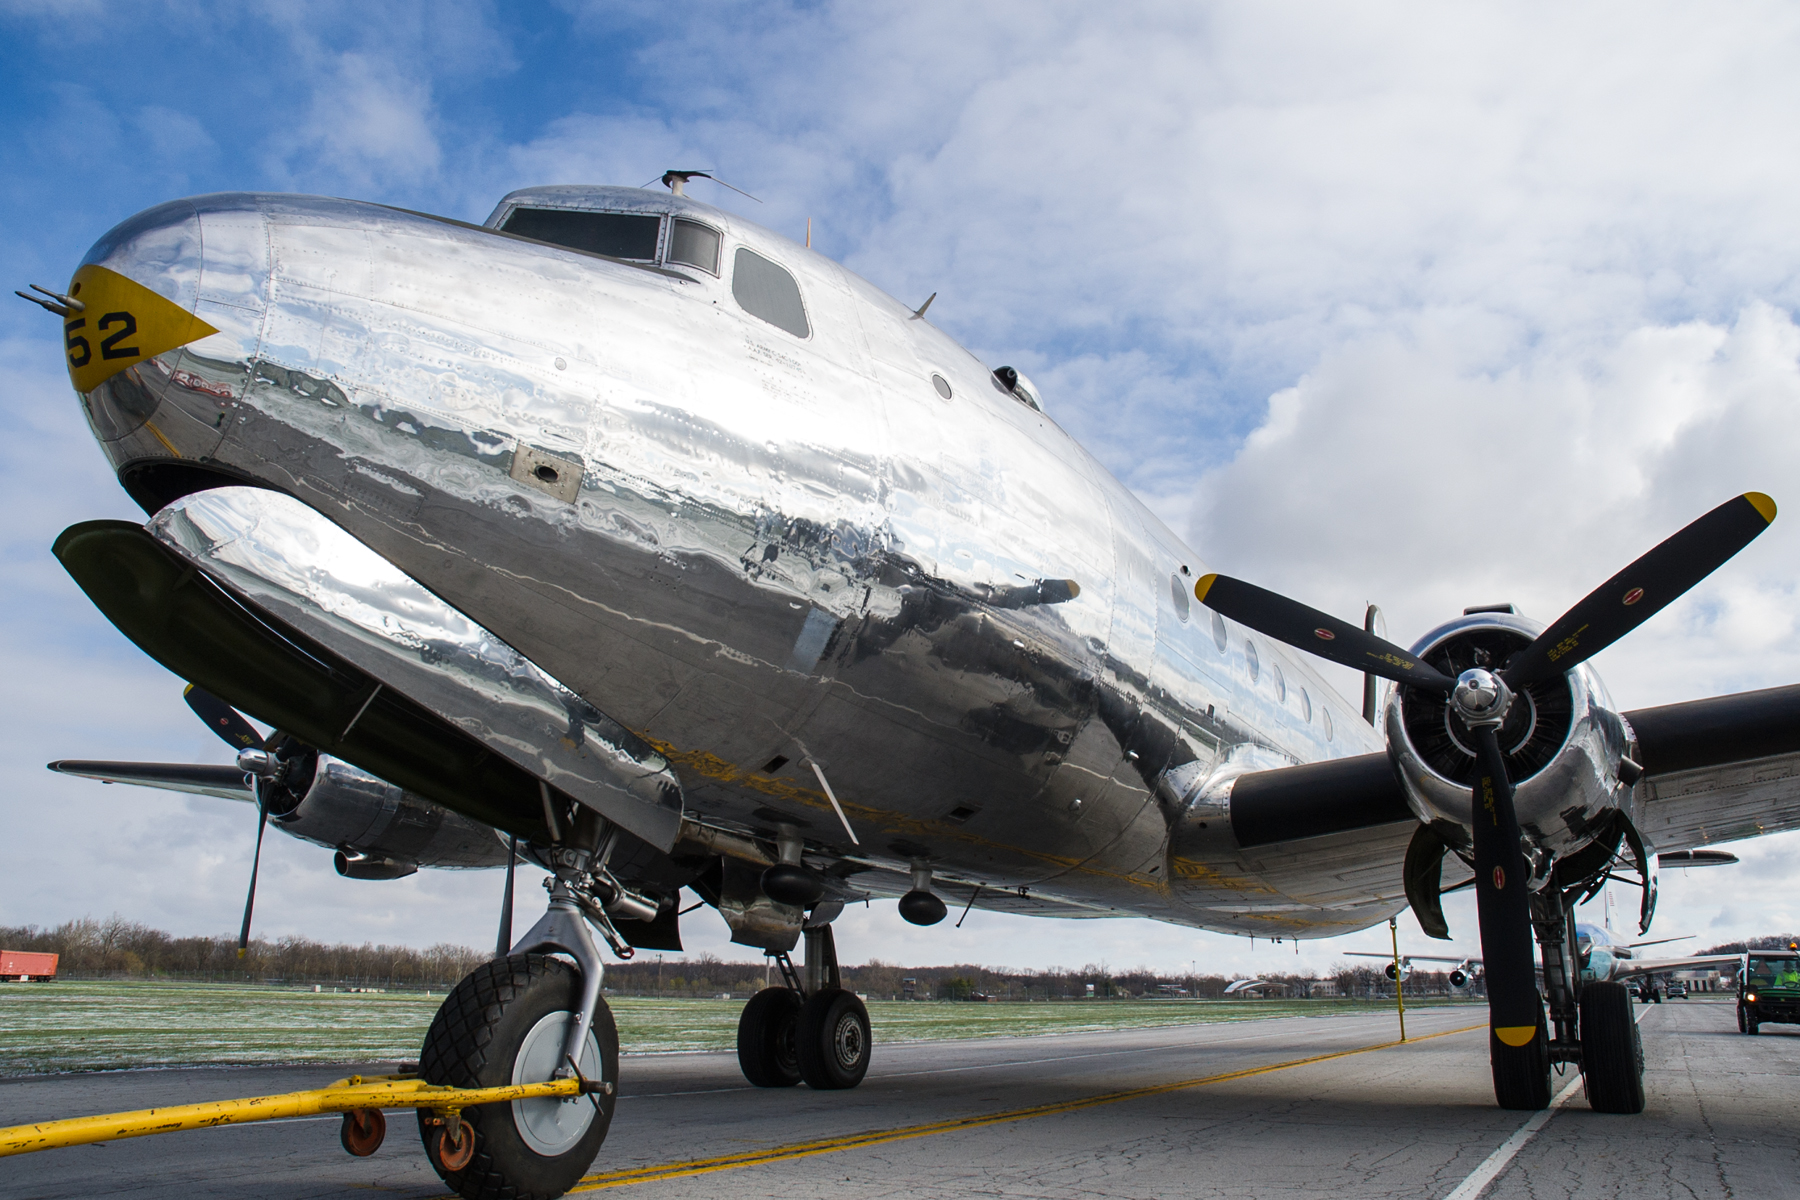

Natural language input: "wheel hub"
[832,1012,866,1070]
[511,1010,602,1156]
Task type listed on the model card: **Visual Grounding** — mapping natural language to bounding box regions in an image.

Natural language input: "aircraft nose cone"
[71,196,267,473]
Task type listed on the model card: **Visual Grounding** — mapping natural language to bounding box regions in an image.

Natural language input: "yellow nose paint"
[1494,1025,1537,1047]
[62,264,219,394]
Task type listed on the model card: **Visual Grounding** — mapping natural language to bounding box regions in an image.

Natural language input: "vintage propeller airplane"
[18,171,1800,1196]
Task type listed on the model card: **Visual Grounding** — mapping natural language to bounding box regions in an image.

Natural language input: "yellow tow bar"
[0,1072,601,1160]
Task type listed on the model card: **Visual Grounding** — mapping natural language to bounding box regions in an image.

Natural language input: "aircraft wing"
[48,759,252,803]
[1343,952,1477,964]
[849,864,1126,919]
[1628,683,1800,852]
[1608,954,1741,980]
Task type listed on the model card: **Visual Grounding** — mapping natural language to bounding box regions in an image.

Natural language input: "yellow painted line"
[569,1022,1486,1192]
[142,419,182,458]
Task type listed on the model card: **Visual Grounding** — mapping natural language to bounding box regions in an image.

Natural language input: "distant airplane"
[19,171,1800,1194]
[1350,919,1737,991]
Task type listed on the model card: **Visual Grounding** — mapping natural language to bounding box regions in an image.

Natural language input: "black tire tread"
[737,987,803,1088]
[796,987,872,1090]
[1580,981,1646,1114]
[418,954,615,1200]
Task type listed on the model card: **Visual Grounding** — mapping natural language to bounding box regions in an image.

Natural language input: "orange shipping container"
[0,951,58,980]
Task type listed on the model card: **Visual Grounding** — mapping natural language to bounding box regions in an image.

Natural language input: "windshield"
[1746,956,1800,986]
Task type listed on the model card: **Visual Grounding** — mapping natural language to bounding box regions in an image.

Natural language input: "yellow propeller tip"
[1193,574,1218,603]
[1746,492,1777,524]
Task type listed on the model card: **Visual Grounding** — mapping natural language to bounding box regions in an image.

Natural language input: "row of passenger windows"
[499,208,810,339]
[1169,572,1333,741]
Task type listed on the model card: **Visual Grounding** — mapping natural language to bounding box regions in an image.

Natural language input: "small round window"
[1211,610,1228,653]
[1323,708,1333,741]
[1245,640,1260,683]
[1170,574,1190,622]
[931,373,952,400]
[1300,688,1312,723]
[1273,664,1286,703]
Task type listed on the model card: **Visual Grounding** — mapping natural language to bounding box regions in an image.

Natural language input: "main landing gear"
[1502,886,1645,1115]
[737,923,872,1090]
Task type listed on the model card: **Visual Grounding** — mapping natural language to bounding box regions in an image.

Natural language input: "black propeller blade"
[1465,718,1542,1049]
[1193,574,1458,694]
[1500,492,1776,690]
[495,834,518,959]
[181,685,272,959]
[183,684,265,751]
[239,788,269,959]
[1193,492,1777,1102]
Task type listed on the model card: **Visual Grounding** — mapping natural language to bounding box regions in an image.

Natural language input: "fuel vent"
[510,444,583,503]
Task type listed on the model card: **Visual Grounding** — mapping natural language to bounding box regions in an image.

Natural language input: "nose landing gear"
[736,923,872,1090]
[420,806,643,1200]
[418,938,619,1197]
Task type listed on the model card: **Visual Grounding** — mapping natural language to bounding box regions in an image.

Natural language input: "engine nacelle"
[1385,961,1412,982]
[273,754,510,871]
[1384,613,1634,872]
[334,850,418,880]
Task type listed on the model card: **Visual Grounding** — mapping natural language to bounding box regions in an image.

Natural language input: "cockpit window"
[502,208,661,261]
[732,247,810,338]
[668,219,721,275]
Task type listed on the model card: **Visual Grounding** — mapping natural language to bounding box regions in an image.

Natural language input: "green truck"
[1738,951,1800,1034]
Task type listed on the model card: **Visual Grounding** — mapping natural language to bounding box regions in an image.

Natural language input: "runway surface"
[4,998,1795,1199]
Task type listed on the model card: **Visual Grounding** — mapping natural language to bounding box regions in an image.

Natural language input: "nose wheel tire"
[737,987,804,1087]
[1579,982,1646,1114]
[1488,1011,1552,1111]
[417,953,618,1200]
[796,987,871,1090]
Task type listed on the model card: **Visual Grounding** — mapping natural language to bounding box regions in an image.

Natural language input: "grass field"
[0,980,1467,1076]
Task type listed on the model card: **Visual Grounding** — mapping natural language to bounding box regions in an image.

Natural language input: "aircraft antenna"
[648,170,762,203]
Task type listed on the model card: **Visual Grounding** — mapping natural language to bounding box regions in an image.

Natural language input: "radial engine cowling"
[273,754,510,872]
[1384,613,1633,869]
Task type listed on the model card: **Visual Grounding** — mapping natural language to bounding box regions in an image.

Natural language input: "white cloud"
[274,52,442,188]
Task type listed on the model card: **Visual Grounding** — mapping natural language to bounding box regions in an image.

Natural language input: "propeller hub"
[1451,668,1513,728]
[236,747,278,778]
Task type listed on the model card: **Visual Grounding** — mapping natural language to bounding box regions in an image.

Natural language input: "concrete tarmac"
[3,998,1794,1199]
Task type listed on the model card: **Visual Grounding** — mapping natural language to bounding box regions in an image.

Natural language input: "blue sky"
[6,1,1800,977]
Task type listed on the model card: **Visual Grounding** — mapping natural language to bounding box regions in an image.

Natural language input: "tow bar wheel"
[419,954,619,1200]
[339,1108,385,1157]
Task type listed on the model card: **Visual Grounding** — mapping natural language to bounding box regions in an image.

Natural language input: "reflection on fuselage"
[74,185,1417,939]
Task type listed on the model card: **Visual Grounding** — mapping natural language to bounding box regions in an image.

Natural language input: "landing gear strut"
[736,923,871,1090]
[1528,882,1646,1114]
[421,804,648,1200]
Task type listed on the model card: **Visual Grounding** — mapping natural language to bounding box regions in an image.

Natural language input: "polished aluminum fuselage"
[76,188,1407,938]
